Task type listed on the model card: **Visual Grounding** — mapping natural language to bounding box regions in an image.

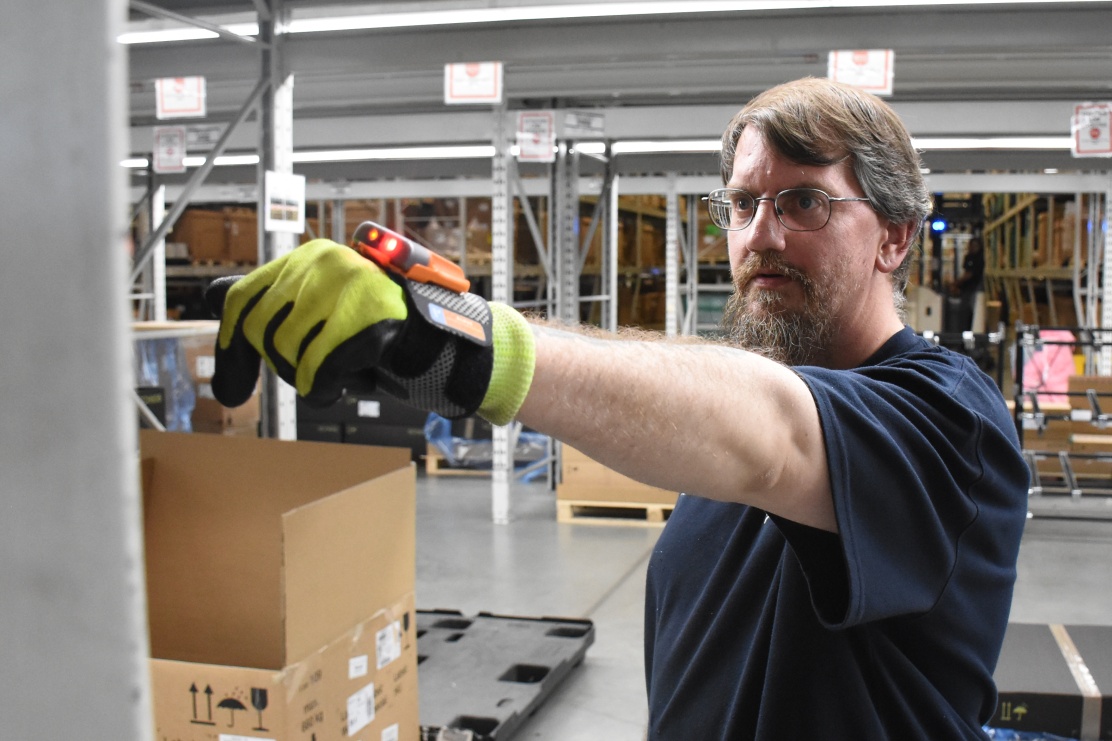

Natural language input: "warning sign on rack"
[155,76,207,119]
[1072,103,1112,157]
[516,111,555,163]
[444,62,503,105]
[827,50,894,96]
[153,126,187,173]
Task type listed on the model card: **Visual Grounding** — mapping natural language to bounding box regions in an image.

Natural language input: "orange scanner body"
[351,220,471,294]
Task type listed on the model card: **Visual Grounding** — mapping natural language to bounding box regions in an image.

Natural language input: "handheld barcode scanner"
[351,221,471,295]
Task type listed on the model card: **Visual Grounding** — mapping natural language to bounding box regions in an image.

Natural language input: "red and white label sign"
[155,76,206,119]
[152,126,187,173]
[827,50,894,96]
[516,111,555,162]
[1072,103,1112,157]
[444,62,503,105]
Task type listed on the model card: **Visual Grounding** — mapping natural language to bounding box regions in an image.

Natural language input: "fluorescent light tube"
[120,136,1072,169]
[120,1,1109,44]
[292,145,496,162]
[912,137,1072,150]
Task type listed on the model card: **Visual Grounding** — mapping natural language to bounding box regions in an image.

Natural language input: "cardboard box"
[171,209,228,263]
[193,393,260,433]
[991,623,1112,740]
[558,445,677,505]
[141,431,419,740]
[225,207,259,263]
[180,332,218,384]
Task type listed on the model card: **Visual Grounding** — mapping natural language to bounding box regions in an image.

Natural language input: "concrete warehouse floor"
[413,470,1112,740]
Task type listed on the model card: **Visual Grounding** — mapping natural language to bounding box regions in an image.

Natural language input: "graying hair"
[720,77,932,318]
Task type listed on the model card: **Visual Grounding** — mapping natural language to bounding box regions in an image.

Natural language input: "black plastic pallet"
[416,609,595,740]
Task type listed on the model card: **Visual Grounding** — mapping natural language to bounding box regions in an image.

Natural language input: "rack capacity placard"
[155,76,206,119]
[516,111,555,162]
[444,62,503,105]
[152,126,187,173]
[1072,103,1112,157]
[828,50,894,96]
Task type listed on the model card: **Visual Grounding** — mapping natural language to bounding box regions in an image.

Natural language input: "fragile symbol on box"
[188,683,270,731]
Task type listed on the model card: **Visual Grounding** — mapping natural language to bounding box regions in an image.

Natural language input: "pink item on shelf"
[1021,329,1076,404]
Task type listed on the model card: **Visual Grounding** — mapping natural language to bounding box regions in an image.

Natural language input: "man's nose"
[744,198,787,253]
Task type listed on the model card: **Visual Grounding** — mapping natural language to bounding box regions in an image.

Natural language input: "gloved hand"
[207,238,535,425]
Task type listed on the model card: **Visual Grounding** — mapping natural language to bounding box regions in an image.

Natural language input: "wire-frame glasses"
[703,187,872,232]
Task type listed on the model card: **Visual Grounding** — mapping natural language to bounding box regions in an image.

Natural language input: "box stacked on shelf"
[169,209,227,263]
[180,332,259,436]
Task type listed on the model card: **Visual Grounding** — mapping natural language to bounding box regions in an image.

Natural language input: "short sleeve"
[787,350,1026,630]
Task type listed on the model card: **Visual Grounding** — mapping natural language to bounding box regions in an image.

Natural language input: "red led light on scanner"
[351,220,471,294]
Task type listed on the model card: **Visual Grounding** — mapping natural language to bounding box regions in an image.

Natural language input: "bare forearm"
[517,325,836,531]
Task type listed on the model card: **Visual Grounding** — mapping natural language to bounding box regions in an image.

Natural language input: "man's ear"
[877,220,916,275]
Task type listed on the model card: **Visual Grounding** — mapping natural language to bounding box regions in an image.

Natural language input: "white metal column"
[605,169,620,331]
[491,106,513,524]
[258,1,298,440]
[683,194,700,335]
[2,0,152,738]
[151,184,168,321]
[331,198,346,243]
[665,174,680,337]
[1101,181,1112,375]
[555,143,581,324]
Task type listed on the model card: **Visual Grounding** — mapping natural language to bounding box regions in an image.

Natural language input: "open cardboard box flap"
[140,430,415,670]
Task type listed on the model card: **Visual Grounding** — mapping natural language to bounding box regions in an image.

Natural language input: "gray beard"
[722,282,836,367]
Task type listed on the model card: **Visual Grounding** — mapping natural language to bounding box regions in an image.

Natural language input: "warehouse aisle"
[414,473,1112,740]
[415,472,659,739]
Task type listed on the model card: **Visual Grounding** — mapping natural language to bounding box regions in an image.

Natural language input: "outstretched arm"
[517,325,836,532]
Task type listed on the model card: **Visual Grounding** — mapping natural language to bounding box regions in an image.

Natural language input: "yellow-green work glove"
[207,239,534,424]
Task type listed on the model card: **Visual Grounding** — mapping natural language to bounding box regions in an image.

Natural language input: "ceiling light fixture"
[118,0,1108,44]
[120,136,1072,169]
[912,136,1072,150]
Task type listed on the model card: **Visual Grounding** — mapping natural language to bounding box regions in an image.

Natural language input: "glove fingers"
[211,286,268,407]
[302,321,403,406]
[262,302,300,389]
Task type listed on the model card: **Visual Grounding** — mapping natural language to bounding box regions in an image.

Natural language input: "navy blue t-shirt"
[644,326,1028,740]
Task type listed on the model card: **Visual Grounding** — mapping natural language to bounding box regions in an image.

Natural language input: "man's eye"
[733,196,754,210]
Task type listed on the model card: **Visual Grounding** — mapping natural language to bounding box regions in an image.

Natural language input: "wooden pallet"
[424,449,491,477]
[556,499,674,526]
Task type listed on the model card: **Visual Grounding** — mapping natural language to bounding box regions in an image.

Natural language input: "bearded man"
[210,78,1028,740]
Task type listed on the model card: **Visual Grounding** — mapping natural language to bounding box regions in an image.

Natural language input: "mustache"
[733,254,809,292]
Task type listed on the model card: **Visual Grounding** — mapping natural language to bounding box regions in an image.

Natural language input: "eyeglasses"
[703,187,872,232]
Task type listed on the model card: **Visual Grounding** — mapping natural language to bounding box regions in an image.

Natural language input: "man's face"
[722,126,888,366]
